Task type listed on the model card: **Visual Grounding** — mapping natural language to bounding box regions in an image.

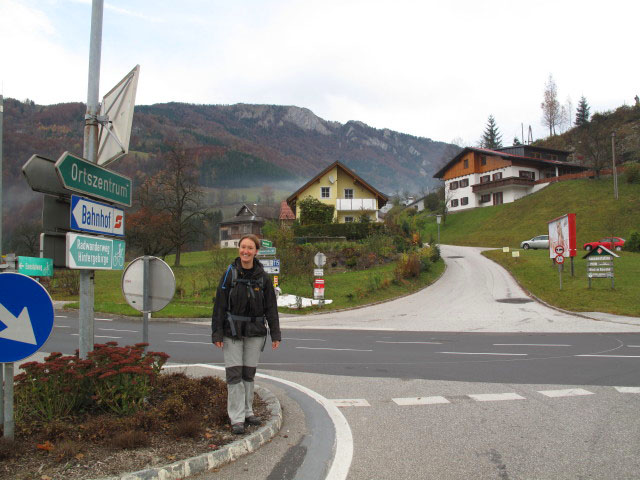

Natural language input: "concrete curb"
[93,385,282,480]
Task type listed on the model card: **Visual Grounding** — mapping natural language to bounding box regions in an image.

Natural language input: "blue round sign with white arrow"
[0,273,54,363]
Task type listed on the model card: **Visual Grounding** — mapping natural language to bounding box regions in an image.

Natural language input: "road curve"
[280,245,640,333]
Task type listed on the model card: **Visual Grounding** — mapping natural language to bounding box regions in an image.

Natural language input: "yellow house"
[286,161,388,223]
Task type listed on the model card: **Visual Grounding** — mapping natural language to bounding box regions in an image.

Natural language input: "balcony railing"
[471,176,535,193]
[336,198,378,211]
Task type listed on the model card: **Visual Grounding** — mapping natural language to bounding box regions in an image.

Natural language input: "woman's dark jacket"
[211,257,281,343]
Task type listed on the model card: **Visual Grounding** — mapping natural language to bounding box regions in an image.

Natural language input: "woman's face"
[238,238,258,266]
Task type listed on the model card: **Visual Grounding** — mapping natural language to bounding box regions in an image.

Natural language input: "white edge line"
[439,352,528,356]
[493,344,571,347]
[166,340,212,345]
[163,363,353,480]
[576,355,640,358]
[376,341,443,344]
[296,347,373,352]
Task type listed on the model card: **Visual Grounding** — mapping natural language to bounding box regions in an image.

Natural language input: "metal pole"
[558,262,562,290]
[0,94,4,430]
[79,0,103,358]
[142,256,150,351]
[570,256,574,277]
[612,132,618,200]
[3,363,13,440]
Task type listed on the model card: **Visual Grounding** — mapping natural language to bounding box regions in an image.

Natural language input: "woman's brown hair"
[238,234,261,250]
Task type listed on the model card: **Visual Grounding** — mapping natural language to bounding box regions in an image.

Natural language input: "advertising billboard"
[548,213,577,258]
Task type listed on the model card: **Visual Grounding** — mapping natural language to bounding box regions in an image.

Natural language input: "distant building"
[219,204,278,248]
[278,200,296,228]
[286,161,388,223]
[433,146,588,211]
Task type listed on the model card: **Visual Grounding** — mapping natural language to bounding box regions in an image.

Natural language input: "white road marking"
[625,345,640,348]
[166,340,211,345]
[538,388,594,398]
[493,343,571,347]
[54,325,71,328]
[439,352,528,356]
[95,318,113,322]
[468,392,526,402]
[282,337,327,341]
[55,315,68,318]
[168,332,209,336]
[71,334,121,339]
[99,328,138,333]
[575,355,640,358]
[393,396,450,405]
[615,387,640,393]
[376,341,442,344]
[296,347,373,352]
[330,399,371,407]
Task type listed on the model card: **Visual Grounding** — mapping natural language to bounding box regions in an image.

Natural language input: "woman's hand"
[214,341,223,348]
[272,341,281,350]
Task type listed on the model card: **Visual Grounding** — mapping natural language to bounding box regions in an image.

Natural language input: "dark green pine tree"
[575,96,590,126]
[481,115,503,149]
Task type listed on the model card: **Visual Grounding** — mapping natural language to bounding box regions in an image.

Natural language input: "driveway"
[280,245,640,332]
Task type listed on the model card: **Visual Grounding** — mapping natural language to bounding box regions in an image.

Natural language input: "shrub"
[430,245,441,262]
[110,430,151,449]
[626,231,640,252]
[625,163,640,184]
[394,253,421,281]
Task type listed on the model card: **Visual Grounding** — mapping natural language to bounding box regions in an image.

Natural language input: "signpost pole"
[558,262,562,290]
[2,363,13,440]
[142,255,150,351]
[0,93,5,432]
[79,0,104,358]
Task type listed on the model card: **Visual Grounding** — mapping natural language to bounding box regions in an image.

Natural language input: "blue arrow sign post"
[70,195,125,237]
[0,273,55,363]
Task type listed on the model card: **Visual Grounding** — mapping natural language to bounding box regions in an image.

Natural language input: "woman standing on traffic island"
[212,234,281,435]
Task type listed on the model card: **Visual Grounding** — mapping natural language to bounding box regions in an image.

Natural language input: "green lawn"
[484,248,640,317]
[59,250,445,318]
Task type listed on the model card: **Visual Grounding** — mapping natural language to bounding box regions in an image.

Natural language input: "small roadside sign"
[555,246,564,255]
[314,268,324,276]
[66,233,126,270]
[258,246,276,256]
[263,266,280,274]
[555,255,565,264]
[314,252,326,267]
[55,151,132,206]
[261,239,273,248]
[313,278,325,299]
[260,259,280,267]
[70,195,125,237]
[273,276,278,287]
[502,247,510,253]
[17,256,53,277]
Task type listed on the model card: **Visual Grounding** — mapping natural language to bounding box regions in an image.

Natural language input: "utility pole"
[79,0,104,358]
[1,93,5,430]
[611,132,619,200]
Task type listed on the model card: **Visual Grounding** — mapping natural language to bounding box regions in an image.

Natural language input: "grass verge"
[483,248,640,317]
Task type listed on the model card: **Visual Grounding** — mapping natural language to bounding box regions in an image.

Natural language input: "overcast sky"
[2,0,639,146]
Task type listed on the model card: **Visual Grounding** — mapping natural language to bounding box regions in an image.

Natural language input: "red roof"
[279,200,295,220]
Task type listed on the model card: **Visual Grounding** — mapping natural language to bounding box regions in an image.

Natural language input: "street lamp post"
[436,215,442,245]
[611,132,618,200]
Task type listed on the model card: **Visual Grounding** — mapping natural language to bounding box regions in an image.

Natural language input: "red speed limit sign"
[555,254,565,264]
[555,246,565,255]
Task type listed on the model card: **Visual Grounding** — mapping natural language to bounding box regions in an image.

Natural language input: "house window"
[481,156,487,166]
[460,197,469,206]
[480,194,491,204]
[493,172,502,181]
[450,199,459,207]
[464,159,469,168]
[480,175,490,184]
[450,181,459,190]
[493,192,503,205]
[321,187,331,198]
[344,216,354,223]
[242,224,251,233]
[460,178,469,188]
[519,171,535,180]
[344,188,354,199]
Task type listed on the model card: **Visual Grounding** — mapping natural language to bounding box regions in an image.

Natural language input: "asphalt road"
[37,245,640,479]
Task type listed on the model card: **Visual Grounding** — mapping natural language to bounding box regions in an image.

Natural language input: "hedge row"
[293,222,387,241]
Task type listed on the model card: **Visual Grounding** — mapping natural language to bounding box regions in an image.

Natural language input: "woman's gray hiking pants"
[223,336,265,424]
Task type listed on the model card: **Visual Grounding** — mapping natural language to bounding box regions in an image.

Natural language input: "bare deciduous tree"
[541,74,561,136]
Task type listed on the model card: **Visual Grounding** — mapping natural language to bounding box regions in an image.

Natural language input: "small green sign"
[17,256,53,277]
[261,239,273,248]
[66,233,126,270]
[55,151,132,206]
[258,246,276,256]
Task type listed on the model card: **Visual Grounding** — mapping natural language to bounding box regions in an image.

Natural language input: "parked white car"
[520,235,549,250]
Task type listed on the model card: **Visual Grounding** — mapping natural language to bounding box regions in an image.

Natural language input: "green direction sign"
[17,256,53,277]
[258,246,276,256]
[66,233,126,270]
[261,239,273,248]
[55,151,132,206]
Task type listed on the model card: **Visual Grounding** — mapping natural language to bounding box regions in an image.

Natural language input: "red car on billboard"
[583,237,625,251]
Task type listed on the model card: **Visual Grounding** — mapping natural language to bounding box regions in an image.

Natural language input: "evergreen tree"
[513,136,522,146]
[575,96,591,126]
[480,115,503,149]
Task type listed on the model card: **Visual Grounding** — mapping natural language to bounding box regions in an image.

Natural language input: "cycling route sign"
[66,232,126,270]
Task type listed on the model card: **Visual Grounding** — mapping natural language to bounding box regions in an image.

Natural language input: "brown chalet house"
[433,145,588,211]
[219,204,278,248]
